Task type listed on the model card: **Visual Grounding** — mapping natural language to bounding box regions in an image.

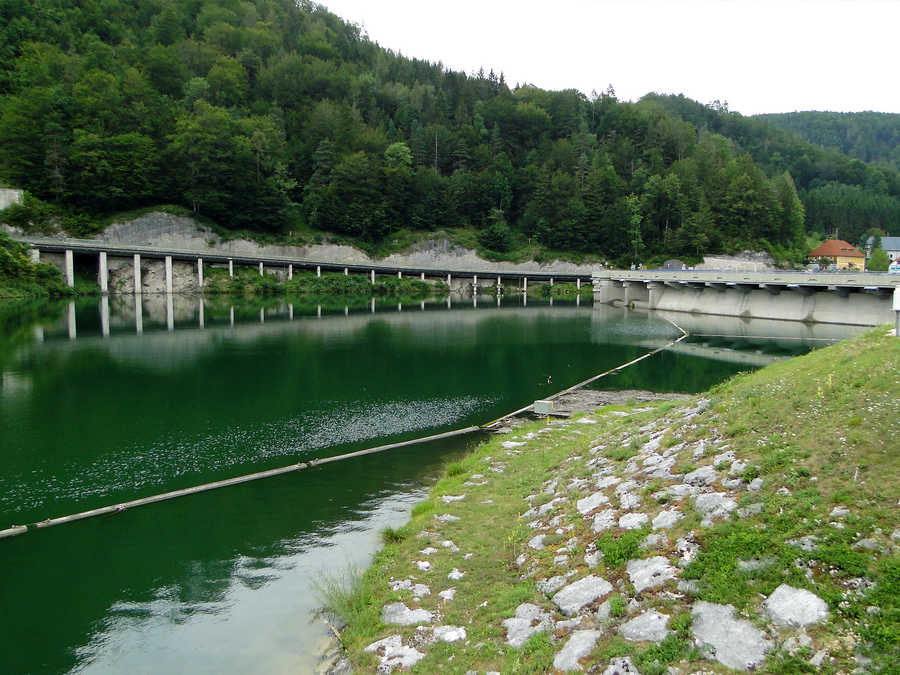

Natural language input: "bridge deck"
[593,269,899,289]
[12,234,588,281]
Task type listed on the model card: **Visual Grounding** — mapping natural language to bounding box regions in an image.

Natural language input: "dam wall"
[594,275,897,326]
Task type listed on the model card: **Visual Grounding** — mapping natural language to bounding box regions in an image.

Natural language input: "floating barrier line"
[1,319,690,541]
[481,318,689,428]
[0,426,481,540]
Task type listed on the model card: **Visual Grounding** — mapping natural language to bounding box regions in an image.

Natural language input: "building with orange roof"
[807,240,866,270]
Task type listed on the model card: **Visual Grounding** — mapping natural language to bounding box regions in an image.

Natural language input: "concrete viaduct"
[14,235,590,294]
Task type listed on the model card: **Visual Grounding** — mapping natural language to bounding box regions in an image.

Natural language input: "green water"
[0,295,844,674]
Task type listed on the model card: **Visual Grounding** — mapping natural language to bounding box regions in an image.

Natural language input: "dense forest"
[1,0,898,265]
[757,111,900,172]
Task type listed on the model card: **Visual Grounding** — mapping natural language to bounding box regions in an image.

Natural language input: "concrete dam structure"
[593,270,899,326]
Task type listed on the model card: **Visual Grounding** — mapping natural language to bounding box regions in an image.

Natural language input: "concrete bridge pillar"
[523,276,528,292]
[592,279,621,305]
[647,281,665,310]
[496,275,501,289]
[260,262,265,277]
[550,277,554,287]
[133,254,142,294]
[420,272,425,281]
[197,258,203,288]
[228,259,233,278]
[199,298,205,329]
[398,270,402,279]
[98,251,109,295]
[64,250,74,287]
[576,278,581,290]
[447,273,451,286]
[345,267,349,276]
[473,274,478,290]
[288,264,293,280]
[165,256,173,294]
[371,269,376,283]
[29,248,39,263]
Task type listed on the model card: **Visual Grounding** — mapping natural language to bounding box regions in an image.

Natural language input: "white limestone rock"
[763,584,829,627]
[364,635,425,674]
[577,492,611,515]
[441,494,466,503]
[684,465,718,486]
[432,625,467,642]
[621,610,670,643]
[619,513,649,530]
[652,509,683,530]
[502,602,554,647]
[552,575,614,616]
[691,601,771,671]
[693,492,737,524]
[592,509,618,533]
[538,575,569,596]
[626,556,677,594]
[438,588,456,602]
[381,602,433,626]
[528,534,547,550]
[448,568,465,581]
[553,629,603,671]
[619,492,641,511]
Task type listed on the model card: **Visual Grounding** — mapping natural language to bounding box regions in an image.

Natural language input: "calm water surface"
[0,294,860,674]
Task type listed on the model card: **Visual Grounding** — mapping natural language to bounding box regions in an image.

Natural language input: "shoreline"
[321,327,898,673]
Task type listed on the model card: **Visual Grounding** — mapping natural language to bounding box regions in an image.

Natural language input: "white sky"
[320,0,900,116]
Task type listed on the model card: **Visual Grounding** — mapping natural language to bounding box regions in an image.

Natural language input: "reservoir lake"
[0,294,864,674]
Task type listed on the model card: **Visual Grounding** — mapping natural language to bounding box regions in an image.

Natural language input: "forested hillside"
[644,95,900,247]
[1,0,898,265]
[757,111,900,171]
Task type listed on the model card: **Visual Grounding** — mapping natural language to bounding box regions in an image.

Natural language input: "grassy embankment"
[322,327,899,673]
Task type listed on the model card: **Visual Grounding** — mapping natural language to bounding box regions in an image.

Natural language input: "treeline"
[646,95,900,246]
[1,1,898,264]
[757,111,900,172]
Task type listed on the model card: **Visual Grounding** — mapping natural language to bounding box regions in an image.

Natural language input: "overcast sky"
[320,0,899,116]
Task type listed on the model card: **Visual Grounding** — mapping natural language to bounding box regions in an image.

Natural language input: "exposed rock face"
[621,610,670,643]
[380,602,433,626]
[502,603,554,647]
[763,584,829,627]
[364,635,425,673]
[691,601,771,671]
[553,629,603,671]
[626,556,677,594]
[551,575,614,616]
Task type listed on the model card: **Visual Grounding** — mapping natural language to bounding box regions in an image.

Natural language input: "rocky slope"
[327,327,899,674]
